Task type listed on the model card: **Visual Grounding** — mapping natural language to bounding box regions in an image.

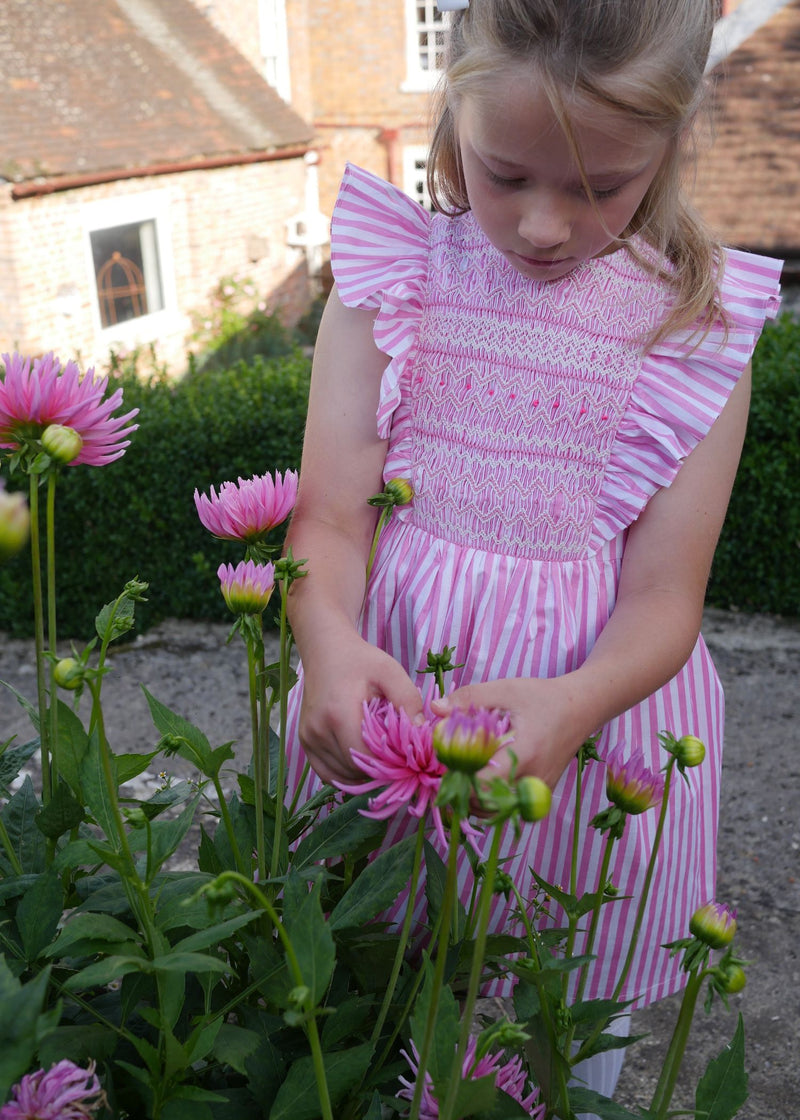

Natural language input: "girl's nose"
[517,189,572,251]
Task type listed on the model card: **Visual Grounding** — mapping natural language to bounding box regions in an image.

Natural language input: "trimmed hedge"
[1,312,798,637]
[0,351,311,637]
[707,312,800,616]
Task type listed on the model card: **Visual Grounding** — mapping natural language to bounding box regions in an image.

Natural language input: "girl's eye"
[485,169,525,188]
[587,184,623,201]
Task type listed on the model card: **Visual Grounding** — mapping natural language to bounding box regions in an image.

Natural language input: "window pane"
[90,221,163,328]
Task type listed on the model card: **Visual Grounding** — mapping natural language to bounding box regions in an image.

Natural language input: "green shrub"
[708,312,800,615]
[0,352,311,637]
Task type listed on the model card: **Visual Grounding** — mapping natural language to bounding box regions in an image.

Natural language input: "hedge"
[707,312,800,616]
[0,351,311,637]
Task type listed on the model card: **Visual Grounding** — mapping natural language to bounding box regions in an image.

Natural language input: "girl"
[284,0,782,1105]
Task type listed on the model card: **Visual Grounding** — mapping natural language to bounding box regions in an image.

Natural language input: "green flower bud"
[53,657,83,690]
[384,477,414,506]
[517,775,552,822]
[689,901,737,949]
[720,963,747,994]
[433,706,511,774]
[0,486,30,559]
[41,423,83,464]
[675,735,706,768]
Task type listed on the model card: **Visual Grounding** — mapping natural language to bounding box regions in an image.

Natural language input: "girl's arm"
[433,365,752,788]
[285,287,424,785]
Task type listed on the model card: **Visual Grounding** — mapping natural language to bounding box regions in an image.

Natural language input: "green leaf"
[116,748,161,786]
[143,687,218,775]
[292,795,385,869]
[173,910,260,954]
[0,962,59,1099]
[424,839,467,939]
[695,1014,748,1120]
[15,868,64,962]
[0,737,39,797]
[329,833,417,931]
[140,795,201,883]
[284,874,335,1005]
[51,699,89,793]
[567,1088,643,1119]
[63,952,149,991]
[213,1023,262,1075]
[1,776,46,873]
[269,1041,374,1120]
[37,1023,118,1069]
[35,779,85,839]
[79,730,120,840]
[44,912,140,958]
[150,950,232,977]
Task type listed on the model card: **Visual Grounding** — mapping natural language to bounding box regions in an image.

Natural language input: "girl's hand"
[298,630,424,786]
[430,675,588,791]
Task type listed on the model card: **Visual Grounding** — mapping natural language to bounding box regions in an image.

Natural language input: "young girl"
[284,0,782,1104]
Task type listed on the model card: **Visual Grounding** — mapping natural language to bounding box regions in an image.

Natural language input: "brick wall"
[0,158,312,375]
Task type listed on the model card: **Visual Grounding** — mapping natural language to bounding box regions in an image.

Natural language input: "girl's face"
[456,68,671,282]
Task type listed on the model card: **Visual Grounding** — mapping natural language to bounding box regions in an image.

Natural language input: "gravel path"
[1,607,798,1118]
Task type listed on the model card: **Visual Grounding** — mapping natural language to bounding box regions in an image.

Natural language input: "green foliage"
[708,313,800,615]
[0,352,310,637]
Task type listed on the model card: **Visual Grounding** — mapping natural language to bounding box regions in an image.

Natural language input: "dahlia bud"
[604,745,664,815]
[719,962,747,994]
[432,706,512,774]
[0,485,31,559]
[675,735,706,768]
[53,657,83,690]
[41,423,83,464]
[689,901,737,949]
[218,559,275,615]
[517,775,552,822]
[384,477,414,506]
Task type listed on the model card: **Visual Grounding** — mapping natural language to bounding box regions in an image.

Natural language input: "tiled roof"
[692,0,800,254]
[0,0,313,186]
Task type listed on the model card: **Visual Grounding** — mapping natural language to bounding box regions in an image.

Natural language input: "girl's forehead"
[458,68,667,170]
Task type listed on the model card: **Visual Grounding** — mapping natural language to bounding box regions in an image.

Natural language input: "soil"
[1,607,798,1118]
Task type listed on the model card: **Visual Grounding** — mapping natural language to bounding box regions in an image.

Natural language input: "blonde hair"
[428,0,726,345]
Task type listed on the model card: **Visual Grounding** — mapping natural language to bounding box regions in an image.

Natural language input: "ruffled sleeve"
[330,164,431,438]
[593,249,783,548]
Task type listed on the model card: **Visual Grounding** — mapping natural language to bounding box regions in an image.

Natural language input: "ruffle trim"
[593,247,783,548]
[330,163,431,440]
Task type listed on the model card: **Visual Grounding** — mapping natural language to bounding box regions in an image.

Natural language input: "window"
[403,0,447,91]
[83,191,176,342]
[259,0,291,103]
[402,147,435,211]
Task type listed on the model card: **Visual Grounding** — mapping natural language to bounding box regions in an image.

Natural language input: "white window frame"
[402,146,435,211]
[82,190,178,347]
[402,0,448,92]
[259,0,292,104]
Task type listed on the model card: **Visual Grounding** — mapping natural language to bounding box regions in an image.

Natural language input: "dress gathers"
[285,164,782,1008]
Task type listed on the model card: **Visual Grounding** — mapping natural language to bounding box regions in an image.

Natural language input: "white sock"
[570,1011,630,1120]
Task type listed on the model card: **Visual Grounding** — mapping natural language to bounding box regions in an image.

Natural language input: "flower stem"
[270,574,291,881]
[612,758,675,1001]
[409,816,462,1120]
[439,823,504,1120]
[648,967,705,1119]
[365,508,390,586]
[28,476,51,804]
[247,633,266,883]
[573,832,616,1008]
[45,471,59,793]
[0,813,23,875]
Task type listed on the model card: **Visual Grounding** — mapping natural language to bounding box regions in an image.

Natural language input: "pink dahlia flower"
[604,744,665,815]
[0,352,138,466]
[397,1037,543,1119]
[335,697,453,843]
[0,1059,105,1119]
[194,470,298,543]
[218,558,275,614]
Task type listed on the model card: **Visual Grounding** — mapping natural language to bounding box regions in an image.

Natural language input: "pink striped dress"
[285,164,782,1009]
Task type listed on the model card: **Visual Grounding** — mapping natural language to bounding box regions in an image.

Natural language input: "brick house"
[693,0,800,290]
[0,0,316,373]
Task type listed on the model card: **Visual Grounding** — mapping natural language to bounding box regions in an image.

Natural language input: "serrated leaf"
[213,1023,262,1075]
[35,779,85,839]
[44,912,140,957]
[173,910,260,954]
[79,730,120,841]
[1,776,46,873]
[329,833,417,930]
[0,737,39,797]
[292,795,384,869]
[63,952,148,991]
[15,868,64,962]
[695,1014,748,1120]
[51,700,89,793]
[567,1087,642,1119]
[284,875,335,1005]
[269,1041,374,1120]
[116,749,160,786]
[142,687,216,774]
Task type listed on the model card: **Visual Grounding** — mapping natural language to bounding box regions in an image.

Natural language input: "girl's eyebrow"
[483,148,651,186]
